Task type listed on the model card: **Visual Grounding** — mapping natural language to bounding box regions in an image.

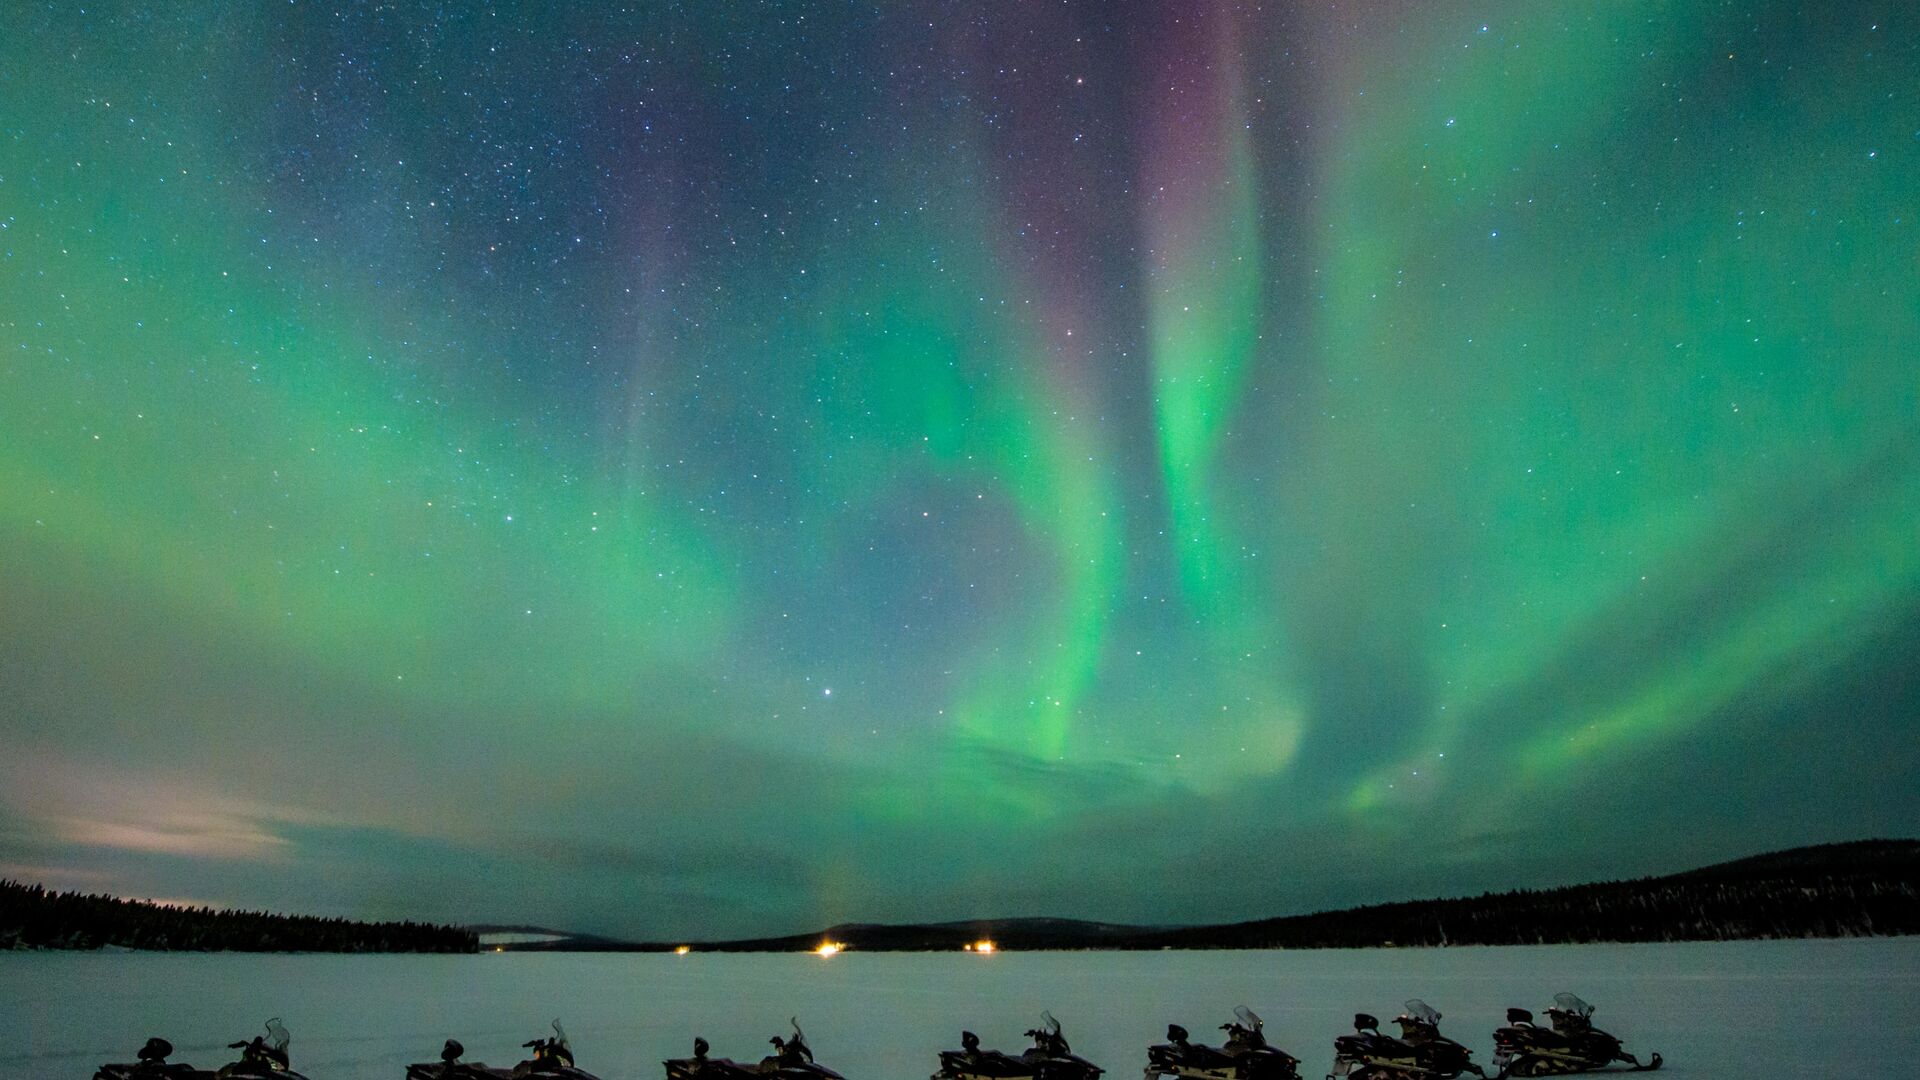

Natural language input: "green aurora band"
[0,1,1915,934]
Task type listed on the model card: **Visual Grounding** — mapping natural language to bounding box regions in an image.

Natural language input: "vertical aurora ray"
[1131,5,1310,785]
[1142,5,1264,616]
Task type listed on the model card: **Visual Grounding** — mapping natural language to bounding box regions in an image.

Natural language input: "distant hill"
[470,923,632,949]
[646,916,1164,954]
[511,839,1918,952]
[1672,838,1920,879]
[1137,838,1919,950]
[0,880,478,953]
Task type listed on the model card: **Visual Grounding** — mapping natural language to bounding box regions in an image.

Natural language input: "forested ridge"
[572,839,1920,952]
[9,840,1912,954]
[1146,839,1920,949]
[0,880,477,952]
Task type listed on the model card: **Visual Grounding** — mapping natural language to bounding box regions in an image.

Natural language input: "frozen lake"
[2,939,1915,1079]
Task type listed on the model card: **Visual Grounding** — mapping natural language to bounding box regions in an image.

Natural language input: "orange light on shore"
[815,941,844,957]
[973,939,996,954]
[675,945,692,955]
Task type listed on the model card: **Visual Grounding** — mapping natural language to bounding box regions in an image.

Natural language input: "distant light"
[676,945,692,955]
[973,939,996,954]
[494,946,505,953]
[815,941,844,957]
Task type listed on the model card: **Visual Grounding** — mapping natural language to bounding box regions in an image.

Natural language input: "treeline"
[1146,839,1920,949]
[0,880,478,953]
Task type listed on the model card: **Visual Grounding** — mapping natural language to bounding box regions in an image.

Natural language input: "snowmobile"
[510,1019,601,1078]
[665,1019,847,1080]
[403,1037,521,1080]
[406,1039,505,1080]
[1328,1002,1484,1080]
[1489,994,1660,1076]
[1145,1006,1301,1080]
[664,1036,759,1080]
[408,1021,603,1079]
[210,1019,311,1079]
[94,1037,215,1080]
[934,1013,1104,1080]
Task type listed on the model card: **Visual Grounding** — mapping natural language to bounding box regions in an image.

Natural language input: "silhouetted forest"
[1142,839,1920,949]
[0,880,477,952]
[546,838,1918,952]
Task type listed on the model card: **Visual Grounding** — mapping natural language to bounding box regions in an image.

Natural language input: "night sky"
[2,2,1916,939]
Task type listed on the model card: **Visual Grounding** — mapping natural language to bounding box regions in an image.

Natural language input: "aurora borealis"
[1,1,1916,938]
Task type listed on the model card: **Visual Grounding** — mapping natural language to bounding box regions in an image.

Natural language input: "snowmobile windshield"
[551,1020,571,1050]
[1034,1013,1068,1054]
[264,1019,290,1054]
[1401,1001,1441,1025]
[787,1020,813,1061]
[1234,1007,1262,1031]
[1551,994,1593,1019]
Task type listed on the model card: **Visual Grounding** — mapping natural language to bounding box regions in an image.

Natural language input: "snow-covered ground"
[1,939,1913,1079]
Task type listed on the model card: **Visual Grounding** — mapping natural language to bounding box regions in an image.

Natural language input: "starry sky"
[2,1,1916,939]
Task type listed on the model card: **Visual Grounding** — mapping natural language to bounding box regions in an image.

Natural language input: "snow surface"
[1,939,1914,1079]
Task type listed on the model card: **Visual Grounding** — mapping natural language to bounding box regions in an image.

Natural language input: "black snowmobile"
[1146,1007,1301,1080]
[406,1038,507,1080]
[1489,994,1660,1077]
[207,1019,312,1079]
[511,1020,601,1079]
[94,1037,215,1080]
[664,1019,847,1080]
[407,1020,602,1079]
[1329,1001,1484,1080]
[934,1013,1104,1080]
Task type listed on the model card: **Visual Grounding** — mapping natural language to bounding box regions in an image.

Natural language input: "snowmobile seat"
[1352,1014,1379,1033]
[1505,1009,1533,1026]
[1532,1027,1572,1050]
[1366,1034,1417,1062]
